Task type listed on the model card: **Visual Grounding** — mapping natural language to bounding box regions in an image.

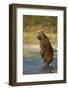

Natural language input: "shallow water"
[23,50,57,75]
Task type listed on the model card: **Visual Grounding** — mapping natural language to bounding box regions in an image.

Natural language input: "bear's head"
[36,31,47,40]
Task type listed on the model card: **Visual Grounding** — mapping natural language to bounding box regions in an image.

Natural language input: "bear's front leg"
[40,50,44,58]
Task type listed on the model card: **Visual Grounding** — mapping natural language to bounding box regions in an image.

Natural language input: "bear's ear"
[41,31,45,35]
[41,31,47,38]
[41,31,44,34]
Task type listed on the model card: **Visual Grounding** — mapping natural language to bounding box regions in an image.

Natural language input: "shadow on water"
[23,50,57,75]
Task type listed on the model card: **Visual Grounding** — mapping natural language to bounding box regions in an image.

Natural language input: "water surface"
[23,49,57,75]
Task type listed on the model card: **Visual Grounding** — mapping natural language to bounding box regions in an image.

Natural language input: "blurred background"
[23,15,57,50]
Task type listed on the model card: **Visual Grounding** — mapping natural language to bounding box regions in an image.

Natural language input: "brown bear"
[36,31,53,66]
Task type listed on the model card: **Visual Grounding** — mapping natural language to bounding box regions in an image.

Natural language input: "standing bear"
[36,31,53,66]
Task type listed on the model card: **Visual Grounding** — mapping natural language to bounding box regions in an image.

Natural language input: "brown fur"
[36,31,53,66]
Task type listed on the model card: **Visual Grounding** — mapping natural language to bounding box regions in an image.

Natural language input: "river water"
[23,48,57,75]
